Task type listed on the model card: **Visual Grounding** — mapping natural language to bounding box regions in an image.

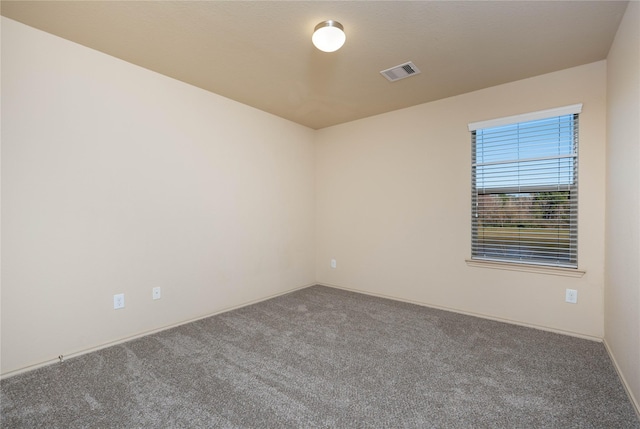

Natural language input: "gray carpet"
[1,285,639,428]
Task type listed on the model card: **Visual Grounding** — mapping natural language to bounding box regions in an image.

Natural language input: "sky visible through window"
[475,115,576,191]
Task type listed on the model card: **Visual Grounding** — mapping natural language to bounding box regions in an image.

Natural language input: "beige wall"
[316,61,607,339]
[1,18,316,375]
[3,8,636,394]
[605,0,640,413]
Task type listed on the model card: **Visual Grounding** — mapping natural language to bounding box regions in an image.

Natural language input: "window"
[469,104,581,268]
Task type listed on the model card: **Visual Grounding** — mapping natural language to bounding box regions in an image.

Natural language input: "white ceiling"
[1,1,629,129]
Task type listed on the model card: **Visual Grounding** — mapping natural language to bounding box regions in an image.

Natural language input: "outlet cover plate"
[114,293,125,309]
[565,289,577,304]
[152,287,161,300]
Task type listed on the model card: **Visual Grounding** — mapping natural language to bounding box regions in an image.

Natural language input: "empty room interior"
[1,1,639,427]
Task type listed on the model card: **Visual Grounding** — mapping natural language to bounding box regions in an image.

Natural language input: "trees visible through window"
[469,105,580,268]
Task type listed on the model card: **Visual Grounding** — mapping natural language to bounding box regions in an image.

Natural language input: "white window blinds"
[470,105,581,268]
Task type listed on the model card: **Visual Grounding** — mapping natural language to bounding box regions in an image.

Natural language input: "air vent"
[380,61,421,82]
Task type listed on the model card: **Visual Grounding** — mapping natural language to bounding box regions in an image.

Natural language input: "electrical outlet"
[330,259,337,269]
[113,293,125,309]
[565,289,578,304]
[152,287,161,300]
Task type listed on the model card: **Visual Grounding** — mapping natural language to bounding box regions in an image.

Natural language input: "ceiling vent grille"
[380,61,421,82]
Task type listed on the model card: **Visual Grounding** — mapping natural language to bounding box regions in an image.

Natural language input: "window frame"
[468,104,582,270]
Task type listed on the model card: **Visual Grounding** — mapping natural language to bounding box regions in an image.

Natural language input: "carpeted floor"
[1,285,639,428]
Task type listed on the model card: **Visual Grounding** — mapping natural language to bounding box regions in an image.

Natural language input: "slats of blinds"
[471,113,578,268]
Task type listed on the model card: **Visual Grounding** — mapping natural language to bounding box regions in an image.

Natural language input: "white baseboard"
[603,339,640,420]
[317,282,603,342]
[1,282,315,380]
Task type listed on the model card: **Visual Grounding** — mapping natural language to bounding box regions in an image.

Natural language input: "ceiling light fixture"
[312,20,346,52]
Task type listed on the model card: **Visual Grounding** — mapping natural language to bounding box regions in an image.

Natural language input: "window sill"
[465,259,585,278]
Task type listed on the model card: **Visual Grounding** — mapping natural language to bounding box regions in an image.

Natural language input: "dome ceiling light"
[312,20,346,53]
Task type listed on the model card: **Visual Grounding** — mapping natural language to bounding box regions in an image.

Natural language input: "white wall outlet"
[152,287,161,300]
[113,293,125,309]
[565,289,578,304]
[330,259,337,269]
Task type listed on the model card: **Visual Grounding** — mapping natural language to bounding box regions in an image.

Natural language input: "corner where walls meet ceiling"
[0,0,628,129]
